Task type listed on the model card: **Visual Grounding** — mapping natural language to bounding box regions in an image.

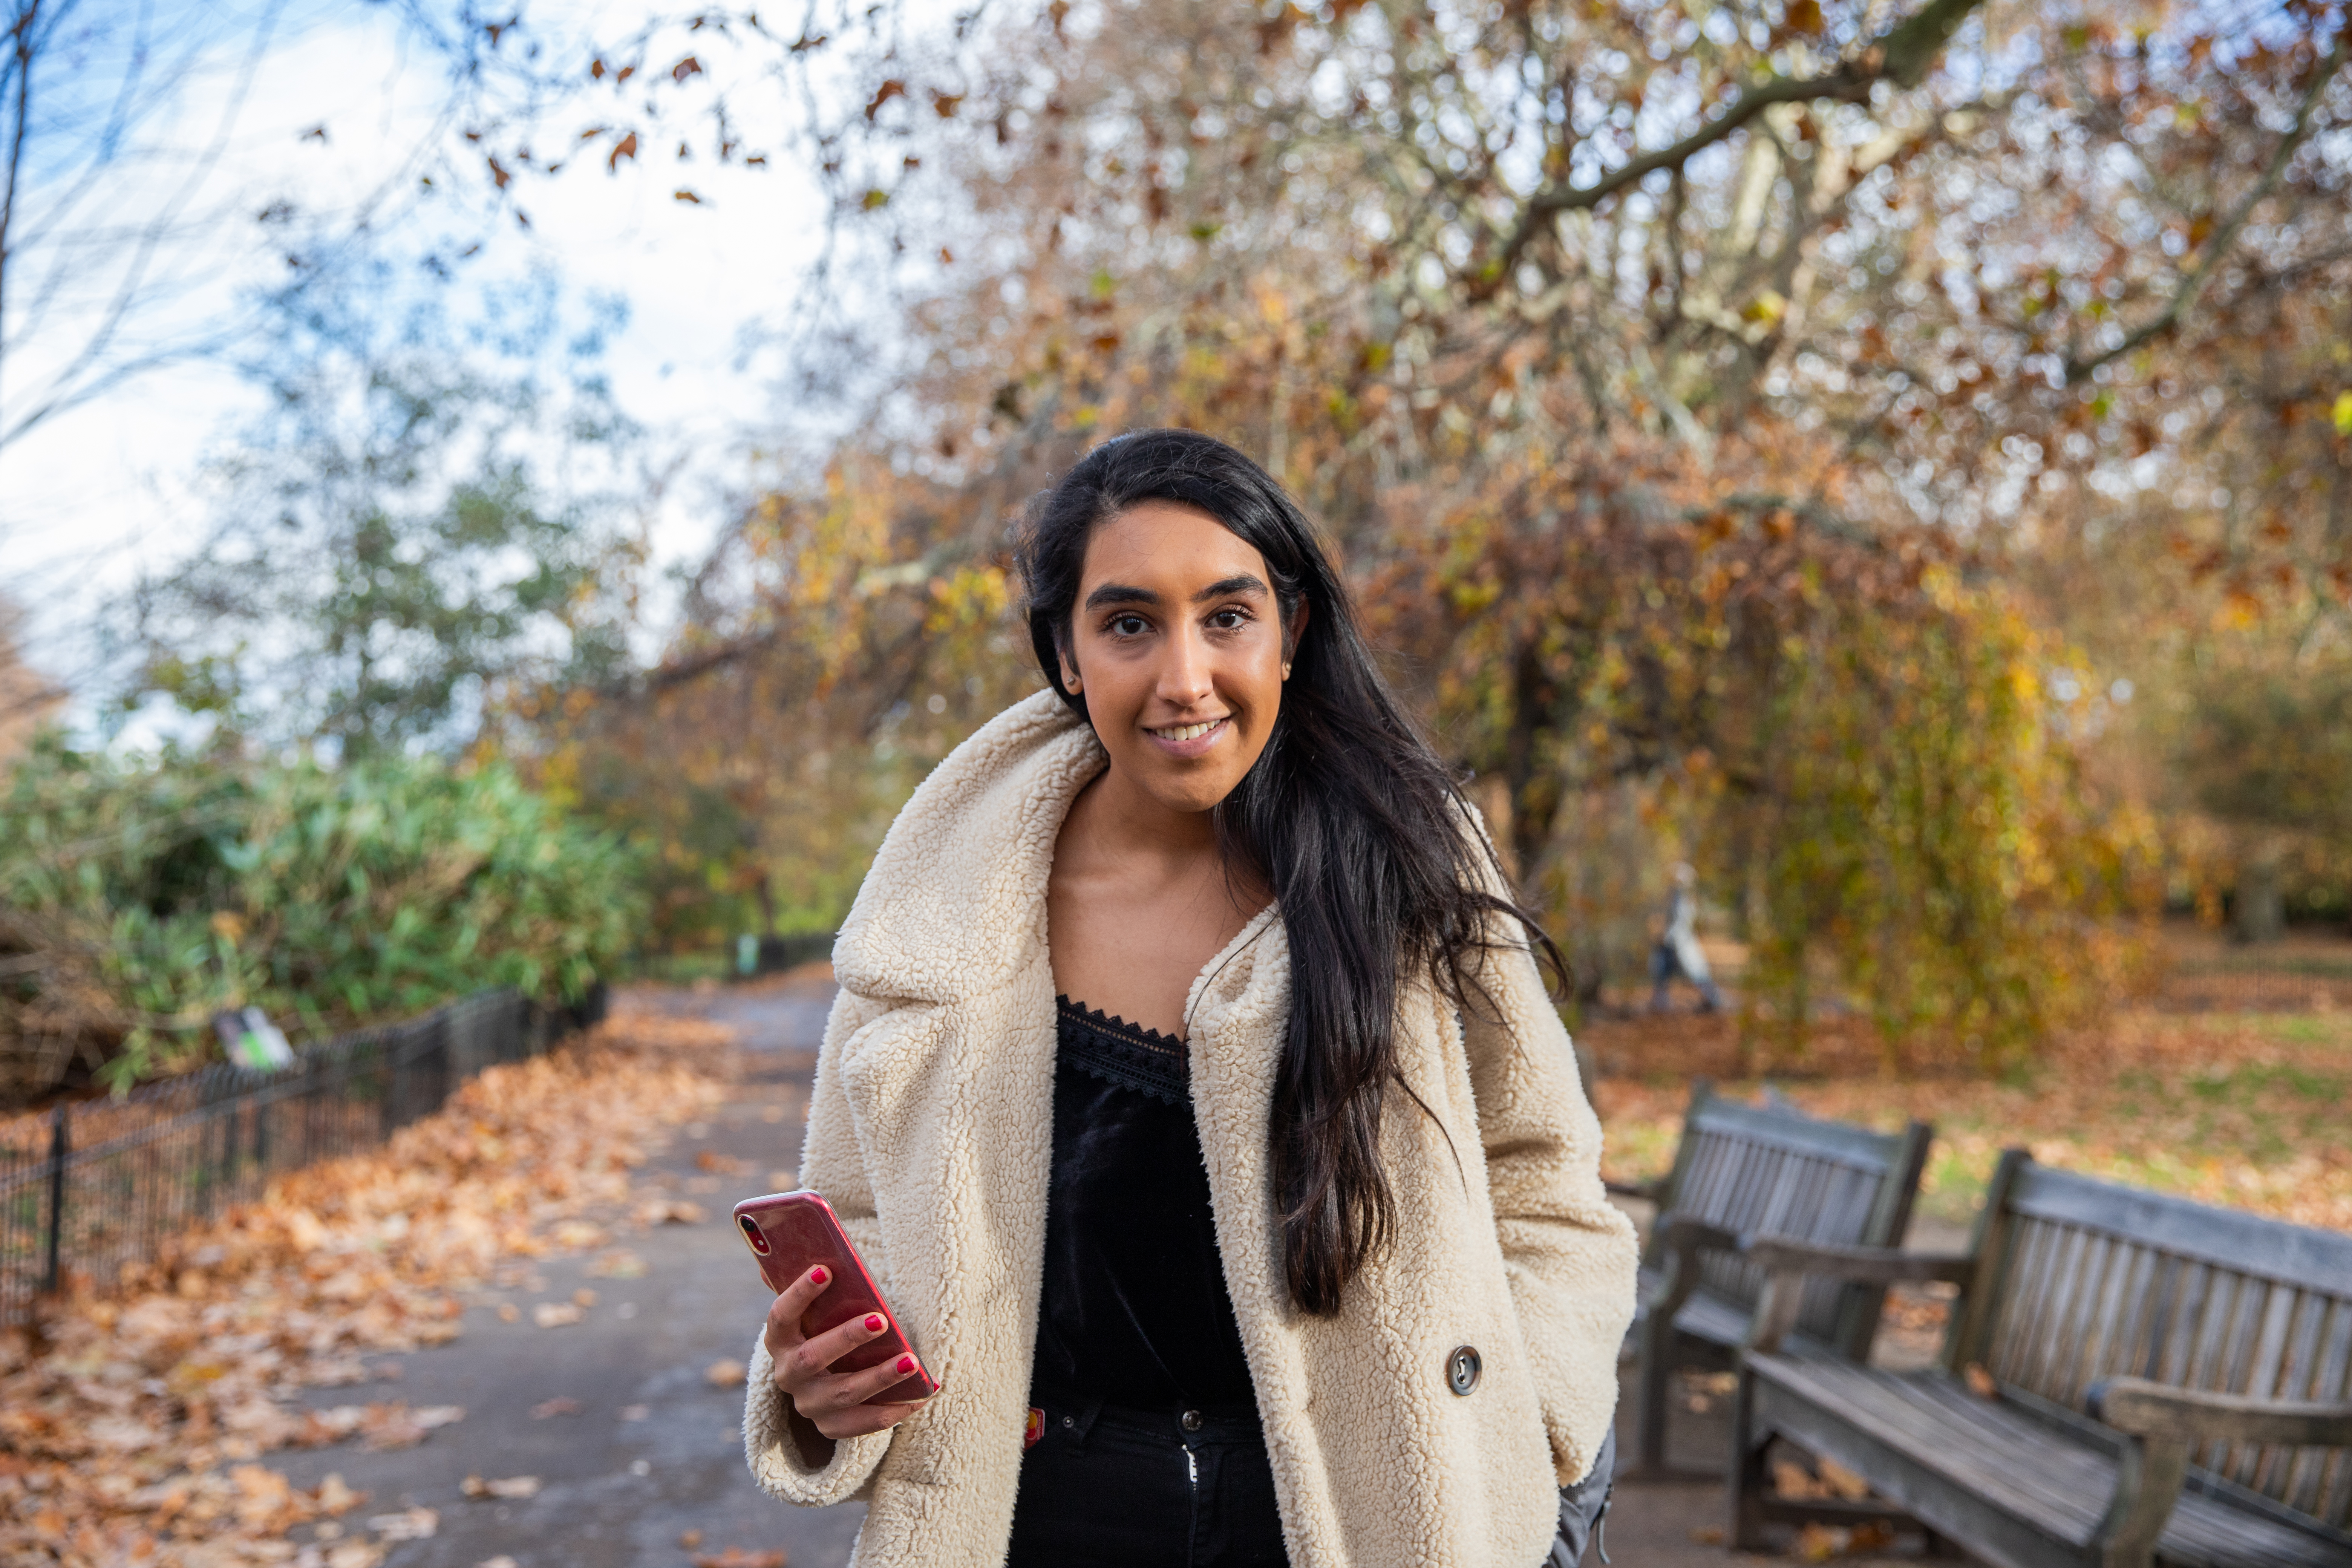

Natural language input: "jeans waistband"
[1031,1392,1263,1446]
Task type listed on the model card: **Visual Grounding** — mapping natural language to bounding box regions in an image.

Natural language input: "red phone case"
[732,1190,942,1405]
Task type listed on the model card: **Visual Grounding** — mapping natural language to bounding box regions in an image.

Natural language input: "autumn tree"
[116,271,647,760]
[453,0,2346,1054]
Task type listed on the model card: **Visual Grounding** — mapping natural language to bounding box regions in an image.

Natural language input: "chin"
[1142,769,1248,817]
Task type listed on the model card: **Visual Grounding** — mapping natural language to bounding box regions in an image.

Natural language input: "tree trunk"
[2234,853,2284,945]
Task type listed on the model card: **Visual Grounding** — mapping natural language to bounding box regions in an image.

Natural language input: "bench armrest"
[1745,1240,1974,1353]
[2079,1377,2352,1568]
[1645,1213,1745,1322]
[2089,1377,2352,1449]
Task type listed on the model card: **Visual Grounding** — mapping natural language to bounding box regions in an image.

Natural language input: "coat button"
[1181,1409,1203,1431]
[1447,1344,1482,1396]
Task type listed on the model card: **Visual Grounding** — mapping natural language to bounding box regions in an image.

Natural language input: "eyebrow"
[1081,574,1269,611]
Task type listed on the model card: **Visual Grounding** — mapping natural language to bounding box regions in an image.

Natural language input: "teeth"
[1156,720,1221,741]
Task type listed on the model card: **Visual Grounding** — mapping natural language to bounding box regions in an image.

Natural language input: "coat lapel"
[824,693,1102,1509]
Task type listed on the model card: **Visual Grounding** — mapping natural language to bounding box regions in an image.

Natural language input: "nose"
[1157,623,1216,709]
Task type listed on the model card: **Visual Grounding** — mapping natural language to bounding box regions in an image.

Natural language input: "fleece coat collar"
[743,689,1639,1568]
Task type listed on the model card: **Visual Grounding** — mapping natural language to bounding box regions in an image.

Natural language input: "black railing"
[0,984,605,1325]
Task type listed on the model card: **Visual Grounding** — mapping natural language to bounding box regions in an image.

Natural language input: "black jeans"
[1005,1398,1289,1568]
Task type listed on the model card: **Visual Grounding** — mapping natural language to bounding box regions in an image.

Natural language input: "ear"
[1056,636,1084,695]
[1282,596,1311,672]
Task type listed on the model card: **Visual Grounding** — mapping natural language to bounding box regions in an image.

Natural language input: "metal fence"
[0,985,606,1325]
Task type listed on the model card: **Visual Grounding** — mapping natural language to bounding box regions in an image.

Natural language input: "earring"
[1281,664,1292,680]
[1067,676,1082,692]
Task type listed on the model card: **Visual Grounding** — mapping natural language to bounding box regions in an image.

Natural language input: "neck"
[1074,760,1221,869]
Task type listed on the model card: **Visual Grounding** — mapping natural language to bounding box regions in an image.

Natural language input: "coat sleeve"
[1458,870,1641,1487]
[742,983,901,1506]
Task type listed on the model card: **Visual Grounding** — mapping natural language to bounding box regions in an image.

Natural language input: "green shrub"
[0,737,645,1092]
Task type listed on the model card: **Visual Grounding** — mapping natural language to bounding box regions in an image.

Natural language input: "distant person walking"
[1648,862,1723,1014]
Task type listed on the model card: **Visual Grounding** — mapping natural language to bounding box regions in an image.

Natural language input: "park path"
[270,972,863,1568]
[266,974,1949,1568]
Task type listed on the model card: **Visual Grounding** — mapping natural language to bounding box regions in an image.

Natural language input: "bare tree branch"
[1484,0,1988,286]
[2063,20,2349,384]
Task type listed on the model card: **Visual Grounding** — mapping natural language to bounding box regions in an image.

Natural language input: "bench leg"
[1726,1364,1773,1552]
[1635,1311,1675,1476]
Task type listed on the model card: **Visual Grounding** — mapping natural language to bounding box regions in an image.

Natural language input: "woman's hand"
[764,1265,934,1443]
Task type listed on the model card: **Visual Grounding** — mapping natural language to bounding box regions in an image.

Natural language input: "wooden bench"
[1612,1080,1931,1475]
[1730,1150,2352,1568]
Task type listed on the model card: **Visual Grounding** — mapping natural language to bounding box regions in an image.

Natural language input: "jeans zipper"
[1185,1444,1200,1567]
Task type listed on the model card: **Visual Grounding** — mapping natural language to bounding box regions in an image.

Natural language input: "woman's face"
[1060,499,1301,818]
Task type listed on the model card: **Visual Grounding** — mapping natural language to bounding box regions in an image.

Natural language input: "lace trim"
[1055,997,1188,1106]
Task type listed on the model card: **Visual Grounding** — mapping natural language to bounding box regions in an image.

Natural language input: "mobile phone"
[732,1191,943,1405]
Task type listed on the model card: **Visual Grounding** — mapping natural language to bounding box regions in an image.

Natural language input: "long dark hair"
[1016,428,1563,1315]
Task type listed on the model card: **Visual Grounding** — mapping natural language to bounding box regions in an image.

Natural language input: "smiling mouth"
[1149,718,1227,742]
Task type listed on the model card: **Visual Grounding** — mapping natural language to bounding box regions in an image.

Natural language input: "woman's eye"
[1209,608,1251,630]
[1109,614,1148,637]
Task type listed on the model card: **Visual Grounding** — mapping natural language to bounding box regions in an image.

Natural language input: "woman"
[741,429,1637,1566]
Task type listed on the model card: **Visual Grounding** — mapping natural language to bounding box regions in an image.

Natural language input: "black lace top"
[1028,997,1257,1415]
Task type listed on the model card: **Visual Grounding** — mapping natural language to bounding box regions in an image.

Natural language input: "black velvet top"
[1029,997,1257,1415]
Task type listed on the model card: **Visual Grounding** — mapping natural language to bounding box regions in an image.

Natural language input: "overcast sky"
[1,0,838,724]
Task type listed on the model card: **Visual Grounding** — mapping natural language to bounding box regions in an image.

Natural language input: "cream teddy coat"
[742,690,1638,1568]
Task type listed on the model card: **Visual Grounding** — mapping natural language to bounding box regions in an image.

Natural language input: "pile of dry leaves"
[0,1007,736,1567]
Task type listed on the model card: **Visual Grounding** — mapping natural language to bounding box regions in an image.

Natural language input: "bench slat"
[2009,1165,2352,1288]
[1750,1348,2352,1567]
[1989,1212,2352,1536]
[1688,1095,1916,1167]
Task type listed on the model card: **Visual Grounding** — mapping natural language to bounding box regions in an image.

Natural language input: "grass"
[1586,934,2352,1236]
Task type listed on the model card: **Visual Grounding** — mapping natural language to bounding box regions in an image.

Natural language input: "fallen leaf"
[680,1528,706,1548]
[706,1357,748,1389]
[1817,1457,1871,1501]
[359,1406,427,1450]
[691,1551,787,1568]
[461,1474,542,1500]
[1964,1362,1999,1399]
[1689,1526,1727,1545]
[497,1302,521,1323]
[1850,1521,1897,1552]
[534,1302,585,1328]
[0,1009,737,1568]
[1795,1522,1850,1560]
[590,1248,648,1279]
[478,1559,521,1568]
[312,1473,367,1516]
[618,1403,651,1421]
[531,1396,582,1419]
[368,1505,439,1540]
[573,1287,599,1308]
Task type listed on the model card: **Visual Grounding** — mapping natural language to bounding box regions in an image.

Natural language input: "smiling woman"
[739,429,1638,1568]
[1044,499,1301,1034]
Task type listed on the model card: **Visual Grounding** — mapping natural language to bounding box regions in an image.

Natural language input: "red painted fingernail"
[809,1266,828,1285]
[864,1314,885,1333]
[897,1355,917,1374]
